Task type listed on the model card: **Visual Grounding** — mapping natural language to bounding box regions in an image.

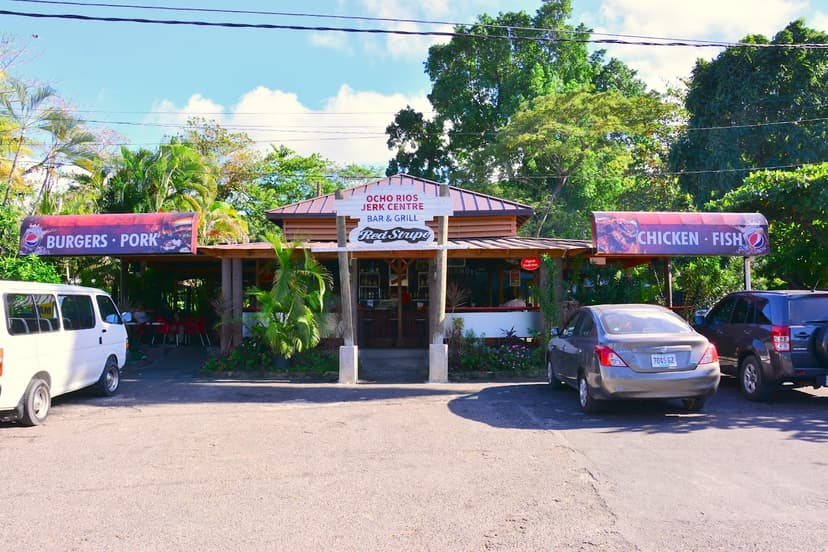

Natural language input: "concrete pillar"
[339,345,359,384]
[429,343,448,383]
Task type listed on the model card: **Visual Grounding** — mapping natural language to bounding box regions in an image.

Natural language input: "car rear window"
[788,295,828,324]
[600,309,692,334]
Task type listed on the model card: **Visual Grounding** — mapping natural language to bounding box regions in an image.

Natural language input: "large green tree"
[670,20,828,206]
[385,0,646,184]
[489,87,679,237]
[712,163,828,288]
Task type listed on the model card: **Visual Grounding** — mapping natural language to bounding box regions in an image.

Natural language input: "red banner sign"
[19,212,198,256]
[592,211,769,257]
[520,256,541,271]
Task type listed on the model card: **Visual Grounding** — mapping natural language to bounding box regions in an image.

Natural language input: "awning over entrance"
[197,236,593,260]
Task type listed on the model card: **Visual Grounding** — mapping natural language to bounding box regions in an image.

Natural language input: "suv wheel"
[739,354,770,402]
[814,324,828,365]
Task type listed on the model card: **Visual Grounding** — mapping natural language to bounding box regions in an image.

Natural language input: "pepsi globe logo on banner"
[746,229,767,251]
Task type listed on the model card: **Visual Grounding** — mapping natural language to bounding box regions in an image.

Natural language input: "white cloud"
[316,0,513,61]
[148,94,226,129]
[151,86,432,167]
[811,11,828,31]
[308,31,354,54]
[591,0,811,91]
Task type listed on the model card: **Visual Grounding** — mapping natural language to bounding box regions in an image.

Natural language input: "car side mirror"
[693,310,707,327]
[550,327,560,337]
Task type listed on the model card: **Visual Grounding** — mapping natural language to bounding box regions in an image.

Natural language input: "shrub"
[202,334,337,374]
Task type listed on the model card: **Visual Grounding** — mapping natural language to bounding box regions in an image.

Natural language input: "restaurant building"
[198,174,593,381]
[18,174,768,383]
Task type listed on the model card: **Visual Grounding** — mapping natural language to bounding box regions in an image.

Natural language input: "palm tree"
[27,110,97,215]
[249,234,332,359]
[0,77,57,206]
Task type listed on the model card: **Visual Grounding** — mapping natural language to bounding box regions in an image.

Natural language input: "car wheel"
[739,354,770,401]
[681,396,706,412]
[578,372,602,413]
[96,358,120,396]
[547,359,566,389]
[21,378,51,426]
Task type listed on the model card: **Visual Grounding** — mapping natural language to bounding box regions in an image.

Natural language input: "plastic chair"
[182,316,211,346]
[154,318,181,346]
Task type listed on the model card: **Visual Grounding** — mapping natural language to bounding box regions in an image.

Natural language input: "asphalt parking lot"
[2,346,827,551]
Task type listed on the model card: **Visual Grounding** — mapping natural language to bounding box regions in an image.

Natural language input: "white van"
[0,281,128,426]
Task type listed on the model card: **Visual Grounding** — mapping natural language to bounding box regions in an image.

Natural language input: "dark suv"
[695,290,828,400]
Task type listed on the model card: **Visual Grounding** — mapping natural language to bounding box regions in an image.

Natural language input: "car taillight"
[0,347,3,377]
[595,345,628,367]
[771,325,791,352]
[699,344,719,365]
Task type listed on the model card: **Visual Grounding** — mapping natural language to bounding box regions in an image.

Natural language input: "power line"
[2,7,827,49]
[10,0,828,50]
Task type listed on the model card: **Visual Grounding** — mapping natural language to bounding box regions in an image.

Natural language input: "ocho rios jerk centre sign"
[592,211,769,257]
[334,184,454,247]
[20,212,198,256]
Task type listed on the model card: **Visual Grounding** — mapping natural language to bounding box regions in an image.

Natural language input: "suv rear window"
[787,295,828,324]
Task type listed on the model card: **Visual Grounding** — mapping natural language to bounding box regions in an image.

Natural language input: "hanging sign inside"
[520,256,541,271]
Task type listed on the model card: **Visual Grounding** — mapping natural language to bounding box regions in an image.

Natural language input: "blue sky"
[3,0,827,167]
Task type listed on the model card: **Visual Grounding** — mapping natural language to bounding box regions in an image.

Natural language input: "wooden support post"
[336,190,355,347]
[429,184,450,383]
[231,258,243,348]
[553,257,564,327]
[221,258,232,355]
[336,189,358,384]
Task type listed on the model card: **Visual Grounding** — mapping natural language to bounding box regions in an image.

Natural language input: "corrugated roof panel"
[265,175,533,220]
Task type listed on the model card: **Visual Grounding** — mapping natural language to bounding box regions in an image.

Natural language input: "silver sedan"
[547,304,721,413]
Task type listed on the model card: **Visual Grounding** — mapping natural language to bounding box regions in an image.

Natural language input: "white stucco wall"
[445,311,541,339]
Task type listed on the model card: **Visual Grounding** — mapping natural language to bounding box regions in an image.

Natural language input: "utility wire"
[9,0,827,49]
[2,7,827,49]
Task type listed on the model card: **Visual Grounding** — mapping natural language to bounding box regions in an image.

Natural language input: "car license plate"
[651,353,677,368]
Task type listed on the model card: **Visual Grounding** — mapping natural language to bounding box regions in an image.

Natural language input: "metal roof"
[265,174,535,226]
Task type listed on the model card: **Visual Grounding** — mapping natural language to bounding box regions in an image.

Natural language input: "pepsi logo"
[21,224,45,252]
[747,231,766,249]
[24,231,40,247]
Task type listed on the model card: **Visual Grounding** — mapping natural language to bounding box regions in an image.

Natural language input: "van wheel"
[578,372,603,414]
[739,355,770,401]
[96,358,120,396]
[21,378,51,426]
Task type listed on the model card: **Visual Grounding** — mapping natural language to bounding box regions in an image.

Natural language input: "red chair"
[182,316,211,347]
[154,317,181,346]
